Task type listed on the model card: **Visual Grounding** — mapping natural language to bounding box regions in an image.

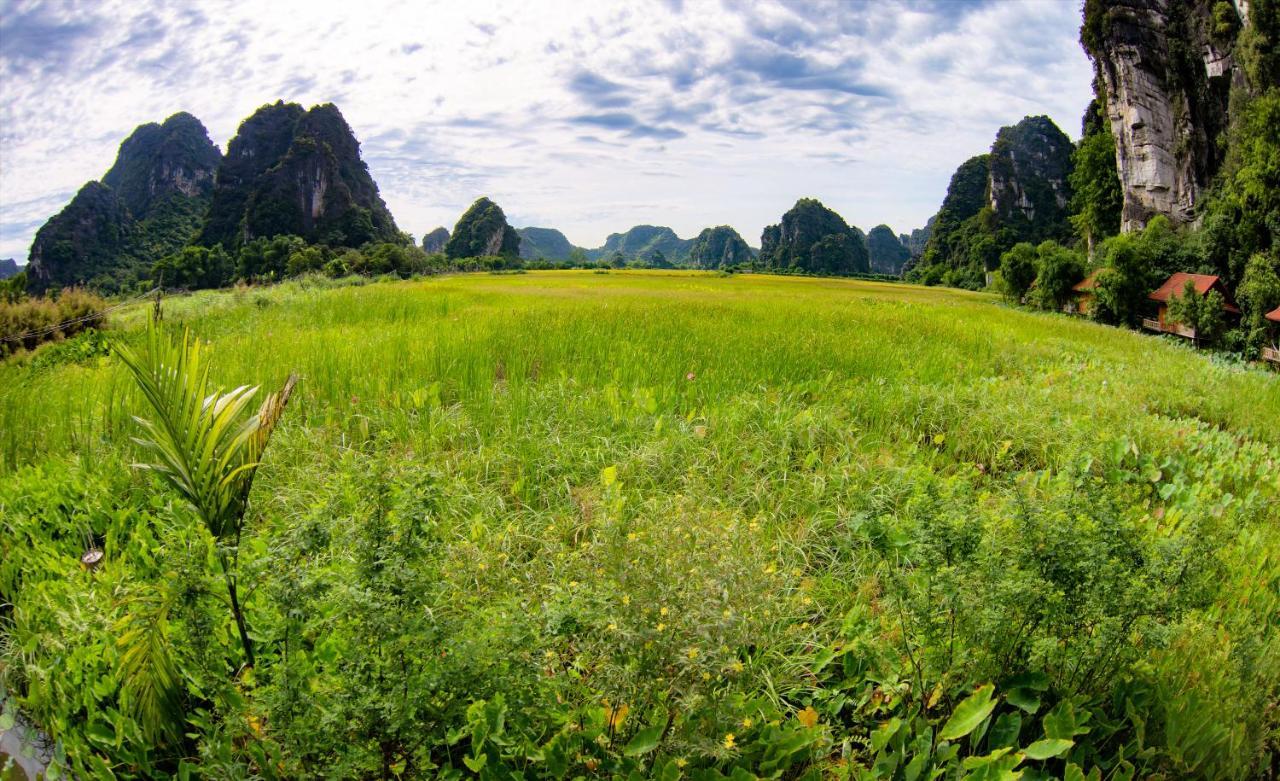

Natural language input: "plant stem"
[219,548,255,668]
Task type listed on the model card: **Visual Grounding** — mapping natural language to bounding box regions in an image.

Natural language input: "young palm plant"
[116,323,297,668]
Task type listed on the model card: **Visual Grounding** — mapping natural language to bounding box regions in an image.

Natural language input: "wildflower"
[656,622,666,632]
[687,648,699,659]
[686,371,696,381]
[676,758,688,769]
[741,717,753,729]
[722,608,732,618]
[622,594,631,606]
[660,606,669,616]
[702,671,711,680]
[797,706,819,728]
[608,623,618,632]
[723,733,736,749]
[627,532,637,541]
[730,661,744,673]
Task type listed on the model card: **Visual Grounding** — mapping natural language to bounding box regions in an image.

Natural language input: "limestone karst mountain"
[866,225,911,275]
[588,225,693,264]
[445,197,521,259]
[26,112,221,292]
[909,115,1075,287]
[758,198,870,276]
[199,101,399,250]
[421,227,450,254]
[517,227,579,260]
[687,225,753,269]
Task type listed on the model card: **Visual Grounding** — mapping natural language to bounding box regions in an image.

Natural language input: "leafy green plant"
[115,323,296,667]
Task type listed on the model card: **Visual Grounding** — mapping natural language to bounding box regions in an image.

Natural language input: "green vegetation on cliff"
[199,102,398,250]
[758,198,869,276]
[445,197,521,259]
[687,225,752,269]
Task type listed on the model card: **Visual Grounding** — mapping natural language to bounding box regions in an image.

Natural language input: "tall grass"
[2,270,1278,777]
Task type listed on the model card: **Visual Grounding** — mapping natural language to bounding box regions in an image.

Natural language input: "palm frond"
[115,325,297,541]
[115,584,182,745]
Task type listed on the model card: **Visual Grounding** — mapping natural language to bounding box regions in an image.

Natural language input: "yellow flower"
[676,758,688,769]
[722,609,732,618]
[730,661,744,673]
[656,622,666,632]
[622,594,631,606]
[723,733,736,749]
[608,623,618,632]
[627,532,637,541]
[702,671,711,680]
[660,606,669,616]
[797,706,819,728]
[687,648,699,659]
[741,717,753,729]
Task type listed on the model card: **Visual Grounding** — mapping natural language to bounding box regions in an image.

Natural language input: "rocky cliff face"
[900,217,934,259]
[27,113,221,292]
[0,259,19,280]
[200,101,398,248]
[1082,0,1245,231]
[687,226,752,269]
[866,225,911,275]
[518,227,578,260]
[421,227,450,254]
[759,198,869,276]
[445,197,521,258]
[988,116,1075,241]
[911,115,1075,287]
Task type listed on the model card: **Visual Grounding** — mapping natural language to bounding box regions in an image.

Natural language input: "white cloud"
[0,0,1093,261]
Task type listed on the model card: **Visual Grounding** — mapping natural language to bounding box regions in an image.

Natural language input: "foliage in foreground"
[1,272,1278,778]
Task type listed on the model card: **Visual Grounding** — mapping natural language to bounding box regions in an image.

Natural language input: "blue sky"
[0,0,1093,261]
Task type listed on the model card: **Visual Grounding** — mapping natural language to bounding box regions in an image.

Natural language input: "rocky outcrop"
[445,197,521,258]
[867,225,911,275]
[900,217,934,259]
[588,226,692,263]
[421,227,450,254]
[27,182,139,292]
[27,113,221,292]
[0,258,19,279]
[910,115,1075,287]
[1081,0,1246,231]
[988,116,1075,243]
[102,112,221,218]
[687,225,752,269]
[758,198,870,276]
[518,227,578,260]
[199,101,398,248]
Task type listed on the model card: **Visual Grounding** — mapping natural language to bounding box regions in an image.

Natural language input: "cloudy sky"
[0,0,1093,261]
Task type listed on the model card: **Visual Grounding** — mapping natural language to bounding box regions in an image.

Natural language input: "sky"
[0,0,1094,262]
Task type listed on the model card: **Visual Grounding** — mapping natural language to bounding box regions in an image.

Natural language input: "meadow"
[2,270,1278,779]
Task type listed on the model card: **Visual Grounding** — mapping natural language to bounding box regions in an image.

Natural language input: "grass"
[2,270,1278,778]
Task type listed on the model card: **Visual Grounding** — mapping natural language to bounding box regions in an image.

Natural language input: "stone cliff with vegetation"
[445,197,521,259]
[26,113,221,292]
[687,225,752,269]
[758,198,869,276]
[199,101,399,250]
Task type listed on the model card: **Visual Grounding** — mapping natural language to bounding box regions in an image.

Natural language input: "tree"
[1069,102,1123,255]
[1026,241,1084,311]
[1236,253,1280,353]
[998,242,1038,300]
[1167,279,1227,345]
[116,324,297,668]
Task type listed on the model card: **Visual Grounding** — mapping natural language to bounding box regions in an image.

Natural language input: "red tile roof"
[1148,272,1240,313]
[1267,306,1280,323]
[1072,270,1102,292]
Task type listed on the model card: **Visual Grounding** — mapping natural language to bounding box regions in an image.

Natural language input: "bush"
[1,288,108,357]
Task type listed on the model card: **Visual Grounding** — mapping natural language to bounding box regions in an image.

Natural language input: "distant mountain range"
[18,100,955,293]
